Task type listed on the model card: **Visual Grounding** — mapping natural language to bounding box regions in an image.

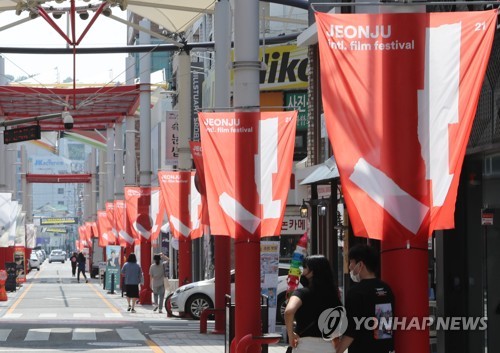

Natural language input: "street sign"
[481,208,494,226]
[3,125,41,144]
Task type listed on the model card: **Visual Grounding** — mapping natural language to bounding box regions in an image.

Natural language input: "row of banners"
[78,9,496,248]
[77,111,298,249]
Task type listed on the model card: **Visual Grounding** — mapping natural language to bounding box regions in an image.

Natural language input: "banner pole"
[213,0,232,335]
[138,18,152,306]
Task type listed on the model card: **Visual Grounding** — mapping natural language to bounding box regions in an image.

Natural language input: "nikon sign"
[232,45,308,91]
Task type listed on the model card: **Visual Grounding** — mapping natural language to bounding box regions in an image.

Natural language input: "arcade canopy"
[0,85,140,130]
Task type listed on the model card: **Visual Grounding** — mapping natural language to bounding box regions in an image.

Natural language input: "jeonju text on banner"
[198,111,297,238]
[158,171,202,239]
[315,10,496,241]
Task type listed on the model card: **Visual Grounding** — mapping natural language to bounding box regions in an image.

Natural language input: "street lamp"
[318,198,328,216]
[300,199,308,218]
[299,197,329,218]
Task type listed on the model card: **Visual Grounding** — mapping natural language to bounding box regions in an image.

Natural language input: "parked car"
[29,252,41,271]
[169,263,297,322]
[49,249,66,263]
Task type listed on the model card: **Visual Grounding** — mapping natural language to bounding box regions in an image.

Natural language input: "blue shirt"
[121,262,142,285]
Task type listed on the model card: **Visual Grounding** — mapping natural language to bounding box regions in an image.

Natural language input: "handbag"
[285,320,316,353]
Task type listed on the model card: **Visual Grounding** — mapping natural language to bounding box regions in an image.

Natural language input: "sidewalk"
[97,280,289,353]
[0,271,290,353]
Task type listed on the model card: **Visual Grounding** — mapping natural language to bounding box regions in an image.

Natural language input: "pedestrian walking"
[121,253,143,313]
[70,252,77,277]
[335,244,395,353]
[77,252,88,283]
[149,254,168,313]
[284,254,341,353]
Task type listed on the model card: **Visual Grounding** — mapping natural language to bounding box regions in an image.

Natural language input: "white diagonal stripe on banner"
[219,192,260,234]
[119,230,134,245]
[350,158,429,234]
[169,215,190,238]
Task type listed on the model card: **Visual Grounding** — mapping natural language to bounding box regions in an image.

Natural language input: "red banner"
[158,171,203,239]
[124,187,164,242]
[189,141,210,226]
[198,111,297,238]
[105,202,117,245]
[114,199,135,246]
[78,226,87,248]
[315,10,496,240]
[91,222,98,239]
[84,222,92,248]
[97,210,111,247]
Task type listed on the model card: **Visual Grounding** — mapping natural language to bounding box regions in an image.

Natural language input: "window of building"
[58,188,64,194]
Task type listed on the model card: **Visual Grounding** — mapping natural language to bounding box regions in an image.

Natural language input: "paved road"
[0,260,214,353]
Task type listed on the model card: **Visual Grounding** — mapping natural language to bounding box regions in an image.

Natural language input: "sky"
[0,4,129,85]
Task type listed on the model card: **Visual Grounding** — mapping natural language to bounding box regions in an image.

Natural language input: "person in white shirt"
[149,253,169,313]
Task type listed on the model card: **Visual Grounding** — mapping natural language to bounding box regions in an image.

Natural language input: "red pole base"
[381,239,430,353]
[233,239,261,353]
[139,286,153,305]
[214,235,231,333]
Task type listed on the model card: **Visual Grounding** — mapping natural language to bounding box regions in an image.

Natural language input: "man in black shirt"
[336,244,395,353]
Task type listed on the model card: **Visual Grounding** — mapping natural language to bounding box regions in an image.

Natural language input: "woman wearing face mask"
[284,255,342,353]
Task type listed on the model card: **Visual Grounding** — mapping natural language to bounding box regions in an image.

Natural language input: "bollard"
[110,273,115,294]
[0,270,7,301]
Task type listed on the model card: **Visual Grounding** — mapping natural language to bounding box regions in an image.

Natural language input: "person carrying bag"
[284,255,342,353]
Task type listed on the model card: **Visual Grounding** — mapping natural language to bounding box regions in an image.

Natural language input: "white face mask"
[350,263,361,283]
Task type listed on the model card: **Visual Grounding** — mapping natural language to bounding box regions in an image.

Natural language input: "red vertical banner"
[114,199,134,246]
[124,187,163,242]
[315,10,496,241]
[84,222,93,249]
[198,111,297,239]
[150,188,165,242]
[97,210,110,247]
[189,141,210,227]
[158,171,202,239]
[91,222,98,239]
[105,202,116,245]
[78,226,87,248]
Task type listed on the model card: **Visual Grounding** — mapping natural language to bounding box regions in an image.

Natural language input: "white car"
[29,252,41,271]
[49,249,66,263]
[169,264,298,322]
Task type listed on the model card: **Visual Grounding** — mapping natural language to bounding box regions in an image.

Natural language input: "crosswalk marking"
[25,328,51,341]
[72,328,96,340]
[116,328,146,341]
[73,313,91,318]
[39,313,57,318]
[104,313,122,318]
[0,327,149,342]
[2,313,22,319]
[0,329,11,341]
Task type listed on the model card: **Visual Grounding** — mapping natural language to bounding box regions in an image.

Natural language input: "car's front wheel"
[186,294,213,320]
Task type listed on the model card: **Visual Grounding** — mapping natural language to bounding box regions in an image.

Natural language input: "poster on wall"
[260,241,280,333]
[105,245,121,291]
[14,246,26,283]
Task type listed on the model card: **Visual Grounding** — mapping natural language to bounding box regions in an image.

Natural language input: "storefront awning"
[299,155,339,185]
